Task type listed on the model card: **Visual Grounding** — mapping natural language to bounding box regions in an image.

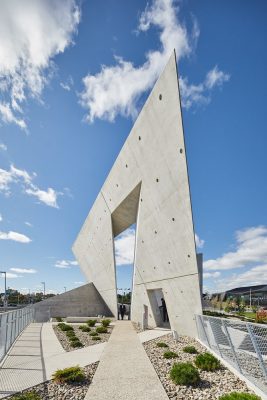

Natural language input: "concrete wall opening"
[147,289,170,328]
[114,224,136,320]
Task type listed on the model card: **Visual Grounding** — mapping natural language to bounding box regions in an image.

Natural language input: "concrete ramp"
[33,283,112,322]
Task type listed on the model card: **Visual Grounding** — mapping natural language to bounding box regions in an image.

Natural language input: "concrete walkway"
[0,323,105,398]
[85,321,169,400]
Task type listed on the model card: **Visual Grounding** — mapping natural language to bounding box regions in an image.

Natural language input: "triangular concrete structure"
[73,51,202,336]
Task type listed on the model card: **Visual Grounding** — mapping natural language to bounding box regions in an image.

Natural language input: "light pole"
[64,286,66,293]
[41,281,45,300]
[0,271,7,307]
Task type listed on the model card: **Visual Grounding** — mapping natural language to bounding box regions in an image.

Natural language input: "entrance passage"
[114,224,136,320]
[147,289,170,328]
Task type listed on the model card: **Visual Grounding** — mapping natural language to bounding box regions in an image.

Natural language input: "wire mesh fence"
[196,314,267,394]
[0,306,34,363]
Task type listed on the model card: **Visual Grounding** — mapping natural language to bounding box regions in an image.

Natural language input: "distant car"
[8,303,17,307]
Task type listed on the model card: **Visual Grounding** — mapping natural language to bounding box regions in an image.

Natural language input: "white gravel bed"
[143,334,257,399]
[53,324,113,351]
[7,363,98,400]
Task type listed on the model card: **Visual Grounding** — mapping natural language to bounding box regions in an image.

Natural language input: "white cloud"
[60,76,74,91]
[25,221,33,227]
[0,0,80,129]
[80,0,229,123]
[4,272,22,278]
[74,281,85,285]
[203,271,221,279]
[0,164,60,207]
[195,233,204,249]
[115,228,136,266]
[0,230,31,243]
[55,259,78,269]
[204,225,267,271]
[25,186,59,208]
[0,143,7,151]
[213,265,267,292]
[10,267,37,273]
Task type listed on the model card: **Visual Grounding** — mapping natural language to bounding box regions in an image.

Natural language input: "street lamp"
[41,281,45,299]
[64,286,66,293]
[0,271,7,307]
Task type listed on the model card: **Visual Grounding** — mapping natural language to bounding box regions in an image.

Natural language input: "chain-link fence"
[0,306,34,363]
[196,314,267,394]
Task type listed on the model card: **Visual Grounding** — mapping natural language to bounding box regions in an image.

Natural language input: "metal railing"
[196,314,267,394]
[0,306,34,363]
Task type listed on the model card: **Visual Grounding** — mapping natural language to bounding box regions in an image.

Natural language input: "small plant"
[66,330,76,337]
[69,336,79,342]
[79,325,91,332]
[71,340,83,348]
[156,342,169,348]
[96,326,108,334]
[164,351,178,359]
[101,319,111,327]
[87,319,97,327]
[183,345,198,354]
[12,391,41,400]
[56,317,63,322]
[52,365,85,383]
[170,362,200,386]
[92,336,101,341]
[219,393,261,400]
[195,352,221,371]
[89,331,98,336]
[58,323,73,332]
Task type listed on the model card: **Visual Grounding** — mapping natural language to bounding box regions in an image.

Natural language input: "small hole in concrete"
[168,261,171,264]
[156,178,159,182]
[140,198,143,202]
[139,136,141,140]
[180,148,183,154]
[159,94,162,100]
[154,267,156,269]
[155,230,157,234]
[142,240,144,243]
[172,217,175,221]
[187,254,190,258]
[116,184,118,187]
[126,164,128,168]
[109,198,111,201]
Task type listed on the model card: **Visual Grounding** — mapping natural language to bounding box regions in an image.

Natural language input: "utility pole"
[64,286,66,292]
[41,281,45,300]
[0,271,7,307]
[250,288,252,309]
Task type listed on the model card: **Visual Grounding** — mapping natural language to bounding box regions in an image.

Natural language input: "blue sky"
[0,0,266,296]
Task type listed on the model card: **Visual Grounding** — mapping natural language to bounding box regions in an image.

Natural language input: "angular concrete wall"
[73,51,202,336]
[33,283,112,322]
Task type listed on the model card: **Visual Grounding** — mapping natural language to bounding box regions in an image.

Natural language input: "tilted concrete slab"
[73,51,202,337]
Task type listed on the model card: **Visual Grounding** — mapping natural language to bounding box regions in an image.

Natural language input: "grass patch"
[101,319,111,327]
[89,331,98,337]
[79,325,91,332]
[163,351,178,359]
[92,336,101,341]
[219,393,261,400]
[55,317,63,322]
[156,342,169,348]
[11,392,41,400]
[57,323,73,332]
[195,352,221,371]
[183,345,198,354]
[52,366,85,384]
[86,319,97,327]
[70,340,84,348]
[170,362,200,386]
[96,326,108,334]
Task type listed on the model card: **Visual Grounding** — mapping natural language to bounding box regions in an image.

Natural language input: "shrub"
[66,330,76,336]
[71,340,83,348]
[69,336,79,342]
[170,362,200,386]
[12,392,41,400]
[96,326,108,334]
[164,351,178,359]
[92,336,101,341]
[55,317,63,322]
[79,325,91,332]
[183,346,198,354]
[58,323,73,332]
[87,319,97,327]
[156,342,169,348]
[89,331,98,336]
[195,352,221,371]
[52,366,85,383]
[219,393,261,400]
[101,319,111,327]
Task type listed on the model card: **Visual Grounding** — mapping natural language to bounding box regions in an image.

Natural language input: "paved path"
[0,323,105,398]
[85,321,169,400]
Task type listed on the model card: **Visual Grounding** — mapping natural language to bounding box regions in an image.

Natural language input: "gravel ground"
[53,324,113,351]
[7,363,98,400]
[143,334,257,400]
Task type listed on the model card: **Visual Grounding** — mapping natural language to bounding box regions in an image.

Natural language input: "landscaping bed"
[143,334,258,399]
[7,363,98,400]
[53,320,113,351]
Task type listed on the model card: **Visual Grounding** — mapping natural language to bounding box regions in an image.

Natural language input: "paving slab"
[85,321,168,400]
[138,327,171,343]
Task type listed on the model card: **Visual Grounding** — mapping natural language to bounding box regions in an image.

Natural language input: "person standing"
[119,304,126,320]
[161,298,168,322]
